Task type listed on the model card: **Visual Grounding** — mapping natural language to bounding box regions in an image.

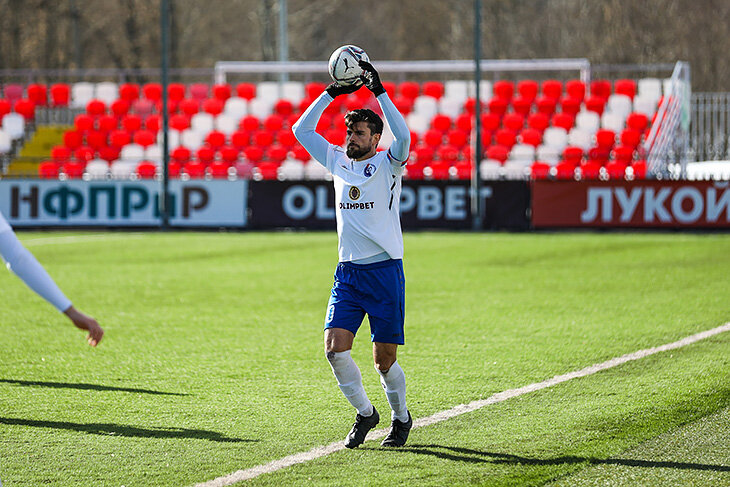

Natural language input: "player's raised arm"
[292,83,360,167]
[359,60,411,164]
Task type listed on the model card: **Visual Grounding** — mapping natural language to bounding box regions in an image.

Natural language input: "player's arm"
[0,227,104,346]
[359,61,410,165]
[292,83,360,167]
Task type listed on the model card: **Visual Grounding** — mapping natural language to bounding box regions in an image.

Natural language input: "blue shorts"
[324,259,405,345]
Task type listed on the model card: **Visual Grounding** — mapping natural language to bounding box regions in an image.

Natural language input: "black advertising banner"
[248,180,530,230]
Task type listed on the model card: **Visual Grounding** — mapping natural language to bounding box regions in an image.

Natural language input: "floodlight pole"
[160,0,171,229]
[471,0,483,231]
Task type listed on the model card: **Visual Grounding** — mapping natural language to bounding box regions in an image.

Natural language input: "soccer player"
[293,60,412,448]
[0,211,104,346]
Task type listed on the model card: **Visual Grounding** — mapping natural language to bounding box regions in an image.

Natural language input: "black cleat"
[344,407,380,449]
[381,412,412,447]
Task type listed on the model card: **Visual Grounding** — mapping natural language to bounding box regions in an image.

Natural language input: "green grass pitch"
[0,231,729,486]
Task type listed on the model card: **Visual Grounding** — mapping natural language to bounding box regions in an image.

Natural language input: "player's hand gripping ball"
[328,45,370,86]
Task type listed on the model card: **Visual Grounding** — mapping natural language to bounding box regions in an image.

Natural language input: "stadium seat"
[110,161,137,179]
[95,82,118,105]
[109,129,132,148]
[567,128,592,151]
[530,161,551,179]
[178,98,200,116]
[519,128,542,147]
[620,129,642,148]
[38,160,61,179]
[422,81,444,99]
[551,112,575,132]
[580,160,602,179]
[560,96,582,116]
[601,111,625,133]
[479,159,502,179]
[184,161,207,178]
[202,98,224,116]
[171,146,192,163]
[431,114,452,132]
[257,161,280,180]
[447,129,468,148]
[575,111,600,133]
[144,144,162,163]
[99,146,121,163]
[63,130,83,150]
[50,83,71,106]
[136,161,158,179]
[74,146,95,163]
[614,79,637,100]
[27,84,47,106]
[86,130,107,150]
[133,130,156,148]
[565,80,585,101]
[509,143,536,164]
[542,127,568,150]
[14,99,36,120]
[626,112,649,132]
[517,80,539,101]
[71,82,94,108]
[562,146,584,166]
[541,80,563,100]
[493,80,514,100]
[191,112,214,134]
[190,83,210,102]
[487,97,508,116]
[119,83,140,103]
[61,161,86,179]
[3,113,25,140]
[527,112,550,132]
[236,83,257,100]
[535,96,557,116]
[612,145,635,164]
[503,113,524,132]
[631,159,647,179]
[0,100,11,119]
[605,161,628,179]
[495,129,517,148]
[511,96,532,116]
[84,159,110,179]
[536,144,561,165]
[398,81,420,100]
[486,144,510,163]
[595,129,616,149]
[584,95,606,116]
[590,79,612,99]
[167,83,186,102]
[74,113,94,133]
[588,146,611,163]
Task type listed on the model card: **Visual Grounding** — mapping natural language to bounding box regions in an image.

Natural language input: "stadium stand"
[0,77,665,181]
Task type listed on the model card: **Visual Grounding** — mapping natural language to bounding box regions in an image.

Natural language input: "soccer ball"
[328,45,369,86]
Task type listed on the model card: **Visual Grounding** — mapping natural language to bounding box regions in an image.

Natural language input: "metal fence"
[690,92,730,162]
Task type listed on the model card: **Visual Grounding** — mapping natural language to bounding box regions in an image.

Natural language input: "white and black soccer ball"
[328,45,369,86]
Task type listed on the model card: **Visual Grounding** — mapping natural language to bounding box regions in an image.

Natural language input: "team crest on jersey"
[349,186,361,200]
[363,163,375,177]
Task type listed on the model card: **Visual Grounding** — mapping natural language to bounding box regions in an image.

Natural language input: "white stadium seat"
[278,159,305,180]
[405,112,430,136]
[304,160,330,180]
[71,82,95,108]
[95,82,119,105]
[438,97,464,119]
[84,159,110,179]
[110,161,137,179]
[281,81,305,103]
[536,144,561,165]
[2,113,25,140]
[444,80,469,103]
[256,82,280,102]
[248,98,274,119]
[190,112,214,134]
[508,143,536,164]
[633,95,657,118]
[638,78,662,103]
[214,114,238,135]
[542,127,568,150]
[144,144,162,163]
[412,96,438,120]
[223,97,248,120]
[0,130,12,154]
[180,129,204,151]
[567,127,593,151]
[575,110,600,134]
[468,80,493,100]
[607,94,632,119]
[120,144,145,162]
[601,111,625,133]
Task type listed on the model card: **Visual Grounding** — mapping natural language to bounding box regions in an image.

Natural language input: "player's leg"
[324,265,379,448]
[373,342,411,447]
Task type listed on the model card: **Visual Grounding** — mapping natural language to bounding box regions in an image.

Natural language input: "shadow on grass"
[0,379,188,396]
[386,444,730,473]
[0,417,255,443]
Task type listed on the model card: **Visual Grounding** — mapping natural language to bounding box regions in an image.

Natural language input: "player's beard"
[346,142,371,159]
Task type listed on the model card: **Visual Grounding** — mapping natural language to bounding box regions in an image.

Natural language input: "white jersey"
[293,92,410,262]
[0,210,72,312]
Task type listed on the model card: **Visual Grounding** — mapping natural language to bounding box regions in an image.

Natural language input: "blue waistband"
[339,258,402,270]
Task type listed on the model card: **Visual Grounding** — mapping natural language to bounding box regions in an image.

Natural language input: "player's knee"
[374,357,395,373]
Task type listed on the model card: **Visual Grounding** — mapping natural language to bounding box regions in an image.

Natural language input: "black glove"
[359,60,385,96]
[325,82,360,98]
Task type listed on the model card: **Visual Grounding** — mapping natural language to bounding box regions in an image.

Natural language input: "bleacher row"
[0,77,670,180]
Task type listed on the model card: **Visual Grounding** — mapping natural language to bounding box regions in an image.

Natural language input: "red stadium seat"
[493,80,514,100]
[588,146,611,163]
[171,147,191,163]
[3,84,23,104]
[393,96,414,115]
[562,146,584,165]
[584,95,606,116]
[325,128,346,146]
[196,146,216,164]
[212,84,232,101]
[258,161,280,180]
[202,98,223,116]
[530,161,551,179]
[447,129,468,148]
[626,112,649,132]
[142,83,162,102]
[64,130,84,150]
[119,83,140,103]
[205,130,226,149]
[488,97,508,116]
[99,146,120,162]
[274,99,294,117]
[240,115,260,132]
[453,161,472,180]
[580,160,602,179]
[231,130,250,148]
[511,96,532,116]
[121,114,142,133]
[398,81,420,100]
[110,99,130,118]
[50,83,71,107]
[144,114,160,133]
[486,144,510,163]
[517,80,538,101]
[535,96,557,116]
[495,129,516,148]
[422,81,444,99]
[382,81,396,98]
[502,113,524,132]
[219,146,240,163]
[519,128,542,147]
[184,161,206,178]
[14,99,36,120]
[632,159,647,179]
[541,80,563,100]
[0,99,11,119]
[266,145,288,163]
[590,79,612,99]
[481,113,501,132]
[27,84,47,106]
[614,79,637,100]
[527,112,550,132]
[74,146,95,163]
[612,145,635,163]
[132,98,154,117]
[86,99,106,117]
[551,112,575,131]
[595,129,616,149]
[61,161,85,179]
[427,160,451,180]
[168,83,186,102]
[190,83,209,101]
[565,80,585,101]
[236,82,256,100]
[423,129,443,147]
[253,130,274,147]
[264,114,284,132]
[38,160,61,179]
[559,96,582,116]
[179,98,199,116]
[455,114,472,132]
[431,114,452,132]
[606,161,628,179]
[86,130,107,150]
[278,129,297,147]
[74,114,95,133]
[620,129,642,148]
[414,145,435,164]
[209,161,231,179]
[292,145,310,162]
[109,130,131,148]
[136,161,157,179]
[169,114,190,132]
[168,160,182,178]
[555,161,576,179]
[436,145,459,162]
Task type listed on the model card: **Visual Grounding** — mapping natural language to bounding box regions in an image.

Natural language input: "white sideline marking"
[21,233,146,246]
[195,322,730,487]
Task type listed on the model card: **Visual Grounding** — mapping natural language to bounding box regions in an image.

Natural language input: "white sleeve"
[377,93,410,164]
[292,92,335,170]
[0,228,72,312]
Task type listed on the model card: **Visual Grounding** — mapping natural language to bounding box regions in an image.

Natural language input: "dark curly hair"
[344,109,383,135]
